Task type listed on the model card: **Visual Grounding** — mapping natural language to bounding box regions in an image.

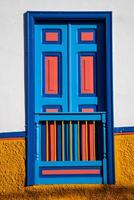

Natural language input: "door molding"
[24,11,114,185]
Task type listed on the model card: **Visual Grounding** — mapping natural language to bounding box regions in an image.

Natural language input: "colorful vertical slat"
[89,121,96,160]
[62,121,65,161]
[46,108,58,161]
[70,121,73,161]
[78,121,80,160]
[57,122,62,161]
[81,56,94,94]
[46,121,49,161]
[45,56,58,94]
[74,122,78,161]
[81,108,96,161]
[81,121,88,161]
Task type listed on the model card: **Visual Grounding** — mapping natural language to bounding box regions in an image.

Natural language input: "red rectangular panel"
[45,56,58,94]
[81,108,95,161]
[46,108,58,161]
[42,169,100,175]
[81,56,94,94]
[46,108,58,112]
[81,32,94,41]
[45,32,58,42]
[81,108,94,112]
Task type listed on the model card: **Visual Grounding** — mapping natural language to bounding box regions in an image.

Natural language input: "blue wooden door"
[34,23,107,184]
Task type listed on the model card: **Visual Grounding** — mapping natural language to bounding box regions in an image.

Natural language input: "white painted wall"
[0,0,134,132]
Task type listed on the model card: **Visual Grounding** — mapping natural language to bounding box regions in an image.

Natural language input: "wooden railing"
[34,112,107,163]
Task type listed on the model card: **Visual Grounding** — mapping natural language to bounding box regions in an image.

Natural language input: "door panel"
[69,25,98,112]
[34,25,68,113]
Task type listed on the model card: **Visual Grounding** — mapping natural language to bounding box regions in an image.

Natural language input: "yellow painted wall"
[0,135,134,200]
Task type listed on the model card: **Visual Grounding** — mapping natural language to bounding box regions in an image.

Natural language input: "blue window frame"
[24,11,114,185]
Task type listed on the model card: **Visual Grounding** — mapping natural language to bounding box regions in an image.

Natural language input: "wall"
[0,0,134,132]
[0,0,134,199]
[0,135,134,199]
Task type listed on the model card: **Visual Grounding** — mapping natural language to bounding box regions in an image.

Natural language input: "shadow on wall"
[0,185,134,200]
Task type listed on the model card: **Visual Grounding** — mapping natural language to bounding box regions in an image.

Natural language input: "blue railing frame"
[24,11,114,185]
[34,112,107,184]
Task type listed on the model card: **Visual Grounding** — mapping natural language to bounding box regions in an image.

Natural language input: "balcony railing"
[34,112,107,163]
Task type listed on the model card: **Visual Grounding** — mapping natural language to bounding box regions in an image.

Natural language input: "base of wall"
[0,134,134,199]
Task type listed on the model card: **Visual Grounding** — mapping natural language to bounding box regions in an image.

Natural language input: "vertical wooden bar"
[86,120,88,160]
[49,122,56,161]
[62,121,65,161]
[102,114,107,184]
[46,121,49,161]
[41,123,46,161]
[94,121,96,160]
[74,122,78,161]
[35,123,40,161]
[57,122,62,161]
[70,121,73,161]
[65,122,69,160]
[78,121,80,160]
[46,109,58,161]
[81,122,88,161]
[54,121,57,161]
[89,121,96,160]
[35,123,41,183]
[81,108,95,161]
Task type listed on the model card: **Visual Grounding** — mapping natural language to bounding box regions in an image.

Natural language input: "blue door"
[33,23,107,184]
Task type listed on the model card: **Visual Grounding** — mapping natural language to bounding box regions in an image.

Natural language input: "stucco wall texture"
[0,135,134,200]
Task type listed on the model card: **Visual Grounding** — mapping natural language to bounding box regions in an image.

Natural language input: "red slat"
[46,108,58,161]
[81,108,95,161]
[89,122,95,160]
[81,123,87,160]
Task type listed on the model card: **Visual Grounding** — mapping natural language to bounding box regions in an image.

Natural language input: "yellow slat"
[46,121,49,161]
[62,121,65,161]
